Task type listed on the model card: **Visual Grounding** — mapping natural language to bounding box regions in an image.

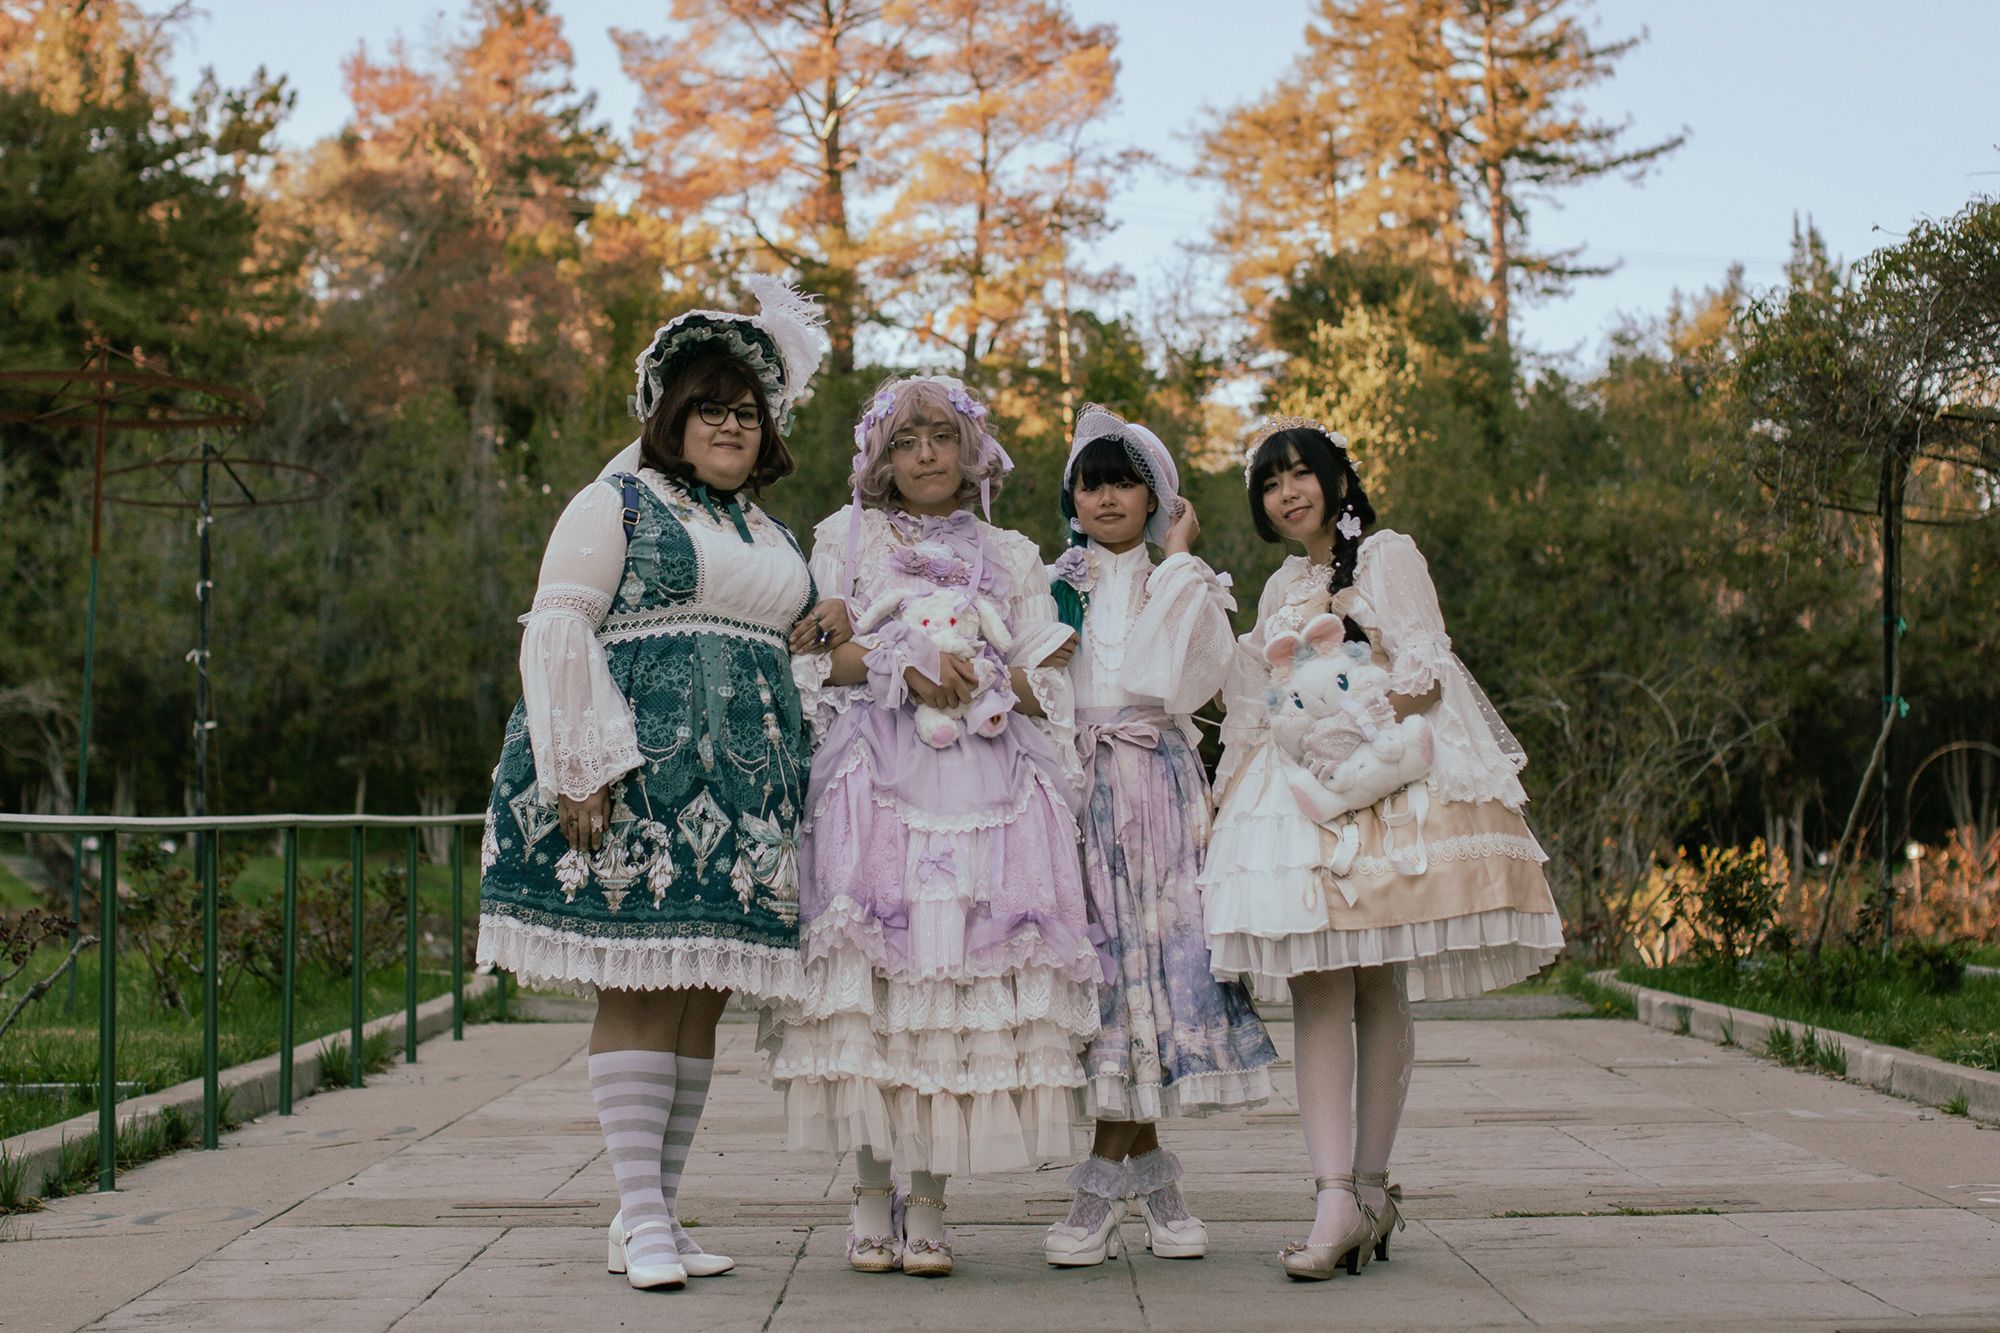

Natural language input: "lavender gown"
[769,505,1099,1175]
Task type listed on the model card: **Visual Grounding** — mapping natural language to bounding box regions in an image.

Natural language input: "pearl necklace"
[1085,550,1149,671]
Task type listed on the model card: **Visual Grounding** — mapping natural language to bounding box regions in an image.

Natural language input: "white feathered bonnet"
[629,276,828,434]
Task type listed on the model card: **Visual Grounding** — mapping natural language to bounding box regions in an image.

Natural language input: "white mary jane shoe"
[609,1210,734,1279]
[606,1214,687,1290]
[1137,1193,1207,1259]
[1044,1198,1126,1267]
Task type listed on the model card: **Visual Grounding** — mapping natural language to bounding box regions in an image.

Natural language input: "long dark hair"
[639,345,795,493]
[1245,425,1376,602]
[1051,435,1149,632]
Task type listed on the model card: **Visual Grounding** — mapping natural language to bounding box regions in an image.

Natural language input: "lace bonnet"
[630,276,828,433]
[1064,404,1180,545]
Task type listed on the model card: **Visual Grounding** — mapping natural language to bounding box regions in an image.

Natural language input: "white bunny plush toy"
[854,586,1015,748]
[1265,612,1434,830]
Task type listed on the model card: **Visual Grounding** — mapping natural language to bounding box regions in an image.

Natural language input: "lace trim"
[599,608,789,647]
[785,931,1102,1033]
[541,702,642,802]
[1084,1066,1275,1122]
[1346,830,1546,881]
[528,582,613,624]
[477,912,804,1002]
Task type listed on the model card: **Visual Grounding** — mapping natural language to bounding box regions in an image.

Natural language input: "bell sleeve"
[1117,552,1237,715]
[518,482,642,803]
[1353,531,1530,808]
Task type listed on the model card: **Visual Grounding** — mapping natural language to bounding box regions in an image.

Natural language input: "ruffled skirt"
[1076,709,1276,1120]
[1201,742,1563,1004]
[766,705,1100,1175]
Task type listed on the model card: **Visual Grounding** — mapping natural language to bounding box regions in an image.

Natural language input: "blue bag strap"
[611,472,644,542]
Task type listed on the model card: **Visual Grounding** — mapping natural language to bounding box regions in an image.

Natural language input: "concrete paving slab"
[15,1007,2000,1331]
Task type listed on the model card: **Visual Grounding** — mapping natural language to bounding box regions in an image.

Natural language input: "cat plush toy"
[855,586,1014,748]
[1265,612,1434,830]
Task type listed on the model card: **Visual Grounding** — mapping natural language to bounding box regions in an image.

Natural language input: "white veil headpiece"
[1065,404,1180,545]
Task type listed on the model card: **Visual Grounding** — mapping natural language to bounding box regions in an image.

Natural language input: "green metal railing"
[0,812,490,1193]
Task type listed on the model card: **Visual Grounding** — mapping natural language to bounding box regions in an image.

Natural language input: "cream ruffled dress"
[1200,531,1564,1002]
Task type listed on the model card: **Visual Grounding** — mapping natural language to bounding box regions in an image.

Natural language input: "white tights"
[1288,963,1414,1245]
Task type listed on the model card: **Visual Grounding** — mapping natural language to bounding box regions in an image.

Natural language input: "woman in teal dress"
[477,280,845,1291]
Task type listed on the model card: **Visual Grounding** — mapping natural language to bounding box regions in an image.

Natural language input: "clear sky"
[165,0,2000,369]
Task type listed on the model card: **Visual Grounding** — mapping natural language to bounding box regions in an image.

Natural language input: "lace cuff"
[519,611,640,802]
[792,649,862,743]
[1387,630,1454,697]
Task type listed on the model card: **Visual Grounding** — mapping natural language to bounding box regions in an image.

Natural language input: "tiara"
[1241,416,1348,484]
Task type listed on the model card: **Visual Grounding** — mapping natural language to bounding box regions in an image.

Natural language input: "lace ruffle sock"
[1128,1146,1207,1258]
[1045,1155,1128,1266]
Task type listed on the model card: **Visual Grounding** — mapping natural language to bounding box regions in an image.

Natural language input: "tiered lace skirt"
[1201,742,1564,1004]
[766,706,1100,1175]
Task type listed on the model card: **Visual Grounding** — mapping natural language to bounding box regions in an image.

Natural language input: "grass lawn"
[0,949,461,1141]
[1620,955,2000,1072]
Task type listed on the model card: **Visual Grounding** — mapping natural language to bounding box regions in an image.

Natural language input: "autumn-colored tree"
[1446,0,1684,355]
[1197,0,1679,353]
[1195,0,1465,327]
[616,1,932,372]
[877,0,1128,396]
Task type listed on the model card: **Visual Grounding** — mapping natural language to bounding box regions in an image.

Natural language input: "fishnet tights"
[1289,963,1414,1245]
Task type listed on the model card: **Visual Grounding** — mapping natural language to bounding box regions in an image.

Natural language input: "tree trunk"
[1480,0,1512,358]
[1876,448,1907,956]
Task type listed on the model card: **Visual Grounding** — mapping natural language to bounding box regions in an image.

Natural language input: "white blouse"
[1068,543,1236,717]
[1215,530,1528,810]
[517,469,811,803]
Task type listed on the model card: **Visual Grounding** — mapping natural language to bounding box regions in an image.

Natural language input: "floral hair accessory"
[1337,511,1364,541]
[1241,416,1350,486]
[853,388,901,447]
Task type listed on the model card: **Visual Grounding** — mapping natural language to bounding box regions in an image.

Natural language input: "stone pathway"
[5,1003,1999,1331]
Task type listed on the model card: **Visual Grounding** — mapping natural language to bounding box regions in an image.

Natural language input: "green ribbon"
[691,482,754,544]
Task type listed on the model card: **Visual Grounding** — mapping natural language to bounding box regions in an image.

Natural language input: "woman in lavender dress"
[770,375,1097,1278]
[1041,407,1276,1268]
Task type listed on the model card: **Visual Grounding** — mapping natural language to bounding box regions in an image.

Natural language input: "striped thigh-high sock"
[589,1050,678,1266]
[660,1054,711,1254]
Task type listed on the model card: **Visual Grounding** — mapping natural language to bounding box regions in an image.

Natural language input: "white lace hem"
[1208,907,1565,1004]
[1083,1065,1274,1122]
[477,912,804,1003]
[778,1075,1081,1177]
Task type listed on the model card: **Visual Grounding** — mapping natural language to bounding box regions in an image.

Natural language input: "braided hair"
[1245,425,1375,633]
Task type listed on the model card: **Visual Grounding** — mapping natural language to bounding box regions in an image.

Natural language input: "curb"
[3,975,494,1202]
[1590,970,2000,1126]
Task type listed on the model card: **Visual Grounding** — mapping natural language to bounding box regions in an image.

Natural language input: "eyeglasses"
[888,428,961,456]
[696,400,763,430]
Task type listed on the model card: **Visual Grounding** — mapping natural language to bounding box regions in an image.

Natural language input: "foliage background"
[2,0,1994,961]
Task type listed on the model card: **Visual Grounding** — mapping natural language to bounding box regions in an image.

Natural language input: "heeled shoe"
[606,1214,687,1290]
[846,1183,901,1274]
[1354,1170,1407,1261]
[1278,1174,1378,1281]
[1137,1192,1207,1259]
[900,1192,954,1277]
[1127,1148,1206,1260]
[1046,1200,1125,1266]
